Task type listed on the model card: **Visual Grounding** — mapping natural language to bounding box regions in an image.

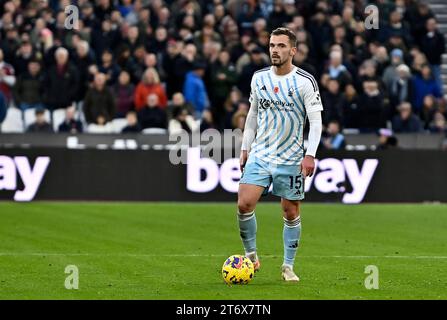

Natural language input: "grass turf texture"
[0,202,446,300]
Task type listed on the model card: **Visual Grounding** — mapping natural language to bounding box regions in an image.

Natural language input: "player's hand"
[301,155,316,177]
[240,150,248,172]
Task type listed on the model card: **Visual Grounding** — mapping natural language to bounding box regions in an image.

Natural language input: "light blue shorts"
[239,156,305,201]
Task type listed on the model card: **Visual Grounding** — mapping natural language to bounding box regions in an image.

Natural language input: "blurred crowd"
[0,0,446,139]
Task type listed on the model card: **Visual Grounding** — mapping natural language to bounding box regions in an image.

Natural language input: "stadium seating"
[1,107,24,133]
[111,118,128,134]
[52,109,66,132]
[142,128,168,135]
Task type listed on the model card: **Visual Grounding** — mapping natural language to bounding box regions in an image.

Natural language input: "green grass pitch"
[0,202,446,299]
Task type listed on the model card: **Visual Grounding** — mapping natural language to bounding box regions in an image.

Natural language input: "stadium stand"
[0,0,445,148]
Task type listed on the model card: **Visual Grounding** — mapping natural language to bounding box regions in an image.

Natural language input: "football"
[221,255,254,285]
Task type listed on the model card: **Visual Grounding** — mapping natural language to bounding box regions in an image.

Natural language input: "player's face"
[269,35,296,67]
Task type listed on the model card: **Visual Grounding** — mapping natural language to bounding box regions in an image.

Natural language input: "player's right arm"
[240,75,259,172]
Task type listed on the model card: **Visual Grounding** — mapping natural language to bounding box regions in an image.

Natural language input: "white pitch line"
[0,253,446,259]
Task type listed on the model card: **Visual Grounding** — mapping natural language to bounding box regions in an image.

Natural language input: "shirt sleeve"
[241,75,259,152]
[305,110,322,157]
[302,76,323,114]
[248,74,259,105]
[302,75,323,157]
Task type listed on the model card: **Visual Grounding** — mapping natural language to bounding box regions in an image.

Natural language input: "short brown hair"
[270,27,297,47]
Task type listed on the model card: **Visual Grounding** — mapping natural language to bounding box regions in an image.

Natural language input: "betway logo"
[304,158,378,203]
[186,148,378,203]
[0,156,50,201]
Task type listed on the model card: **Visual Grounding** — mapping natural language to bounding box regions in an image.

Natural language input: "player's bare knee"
[282,206,299,220]
[237,199,255,214]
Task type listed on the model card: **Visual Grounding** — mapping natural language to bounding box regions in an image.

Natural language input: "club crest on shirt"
[274,86,279,94]
[288,87,295,97]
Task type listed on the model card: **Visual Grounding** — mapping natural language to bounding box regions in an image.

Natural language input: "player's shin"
[237,210,257,258]
[283,216,301,267]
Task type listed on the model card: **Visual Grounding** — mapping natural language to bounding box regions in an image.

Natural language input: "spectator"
[341,84,360,129]
[58,106,83,133]
[172,43,197,94]
[43,47,79,111]
[236,0,263,35]
[323,50,352,91]
[428,111,447,134]
[351,34,369,67]
[235,40,262,74]
[420,95,438,130]
[168,106,198,135]
[167,92,194,120]
[372,46,391,76]
[98,49,121,87]
[118,0,133,18]
[193,23,222,54]
[73,40,96,103]
[13,40,35,76]
[376,128,399,150]
[2,27,21,64]
[87,114,114,133]
[210,50,238,123]
[410,49,428,74]
[138,94,167,129]
[83,73,116,124]
[412,64,442,112]
[26,108,53,133]
[134,67,168,111]
[232,108,248,131]
[121,111,142,133]
[357,59,379,89]
[200,109,217,132]
[80,2,97,31]
[389,64,414,112]
[222,87,243,130]
[358,79,387,132]
[127,45,147,83]
[419,18,445,89]
[379,10,412,47]
[114,70,135,118]
[322,79,344,125]
[13,59,45,111]
[183,61,210,119]
[293,43,317,77]
[90,19,121,58]
[0,48,16,103]
[124,23,143,54]
[321,120,346,150]
[382,48,404,90]
[408,2,434,42]
[162,39,184,98]
[238,47,268,97]
[392,102,422,133]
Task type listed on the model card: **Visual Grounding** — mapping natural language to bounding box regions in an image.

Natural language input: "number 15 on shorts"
[289,175,304,197]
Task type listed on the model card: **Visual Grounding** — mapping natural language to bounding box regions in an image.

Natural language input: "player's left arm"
[301,78,323,177]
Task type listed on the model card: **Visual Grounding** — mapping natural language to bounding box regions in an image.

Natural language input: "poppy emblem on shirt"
[274,86,279,94]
